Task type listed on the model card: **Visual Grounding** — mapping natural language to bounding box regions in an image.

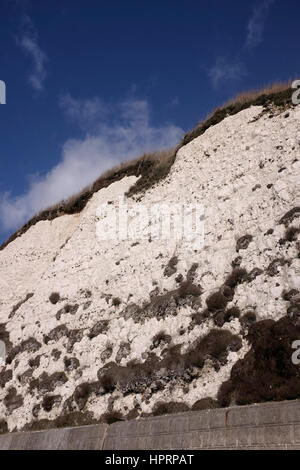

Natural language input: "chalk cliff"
[0,94,299,433]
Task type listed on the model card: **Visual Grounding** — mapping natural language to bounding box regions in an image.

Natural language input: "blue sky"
[0,0,299,243]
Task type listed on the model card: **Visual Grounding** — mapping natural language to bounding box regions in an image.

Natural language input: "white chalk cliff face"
[0,104,300,432]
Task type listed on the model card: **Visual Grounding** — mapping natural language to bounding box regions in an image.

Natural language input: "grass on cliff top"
[0,81,293,251]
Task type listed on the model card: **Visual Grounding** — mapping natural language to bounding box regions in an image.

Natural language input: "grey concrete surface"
[1,400,300,450]
[0,424,108,450]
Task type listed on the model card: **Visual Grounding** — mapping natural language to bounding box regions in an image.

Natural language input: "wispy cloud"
[17,15,47,91]
[208,57,246,88]
[0,96,183,231]
[246,0,275,49]
[59,94,109,131]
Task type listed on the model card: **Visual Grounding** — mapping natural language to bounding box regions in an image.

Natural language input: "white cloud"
[17,15,47,91]
[0,97,183,231]
[208,57,246,88]
[246,0,275,49]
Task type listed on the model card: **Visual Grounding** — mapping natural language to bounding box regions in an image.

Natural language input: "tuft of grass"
[181,82,292,147]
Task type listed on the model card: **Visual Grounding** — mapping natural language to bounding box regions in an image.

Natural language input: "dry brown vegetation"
[0,82,293,251]
[181,81,292,147]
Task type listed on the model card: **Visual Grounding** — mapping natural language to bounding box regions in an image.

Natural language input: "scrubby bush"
[217,316,300,407]
[151,330,171,349]
[285,226,300,242]
[178,281,202,298]
[163,256,178,277]
[206,291,228,312]
[73,383,90,410]
[152,401,189,416]
[239,311,257,330]
[225,268,247,289]
[236,234,253,252]
[99,373,116,393]
[101,411,124,424]
[49,292,60,305]
[214,307,240,327]
[112,297,121,307]
[192,398,220,411]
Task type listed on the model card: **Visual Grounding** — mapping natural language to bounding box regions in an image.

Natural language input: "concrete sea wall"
[1,400,300,450]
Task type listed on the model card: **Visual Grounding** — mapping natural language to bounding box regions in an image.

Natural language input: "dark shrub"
[4,387,23,413]
[222,285,234,300]
[231,256,242,268]
[247,267,263,282]
[214,307,240,327]
[236,235,253,251]
[151,330,171,349]
[192,310,209,325]
[152,401,189,416]
[115,342,131,363]
[178,281,202,298]
[112,297,121,307]
[240,311,257,330]
[29,355,41,368]
[42,395,61,412]
[0,369,12,388]
[164,256,178,277]
[225,268,248,288]
[266,258,288,276]
[206,291,228,312]
[99,373,116,393]
[224,306,240,321]
[101,411,124,424]
[217,380,235,407]
[192,397,220,411]
[214,311,226,327]
[282,289,299,302]
[0,420,8,435]
[56,303,79,320]
[49,292,60,305]
[44,325,68,344]
[186,263,199,282]
[285,226,300,242]
[217,316,300,407]
[73,383,90,410]
[30,371,68,394]
[279,207,300,227]
[125,407,139,420]
[64,356,80,371]
[195,329,242,361]
[88,320,109,339]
